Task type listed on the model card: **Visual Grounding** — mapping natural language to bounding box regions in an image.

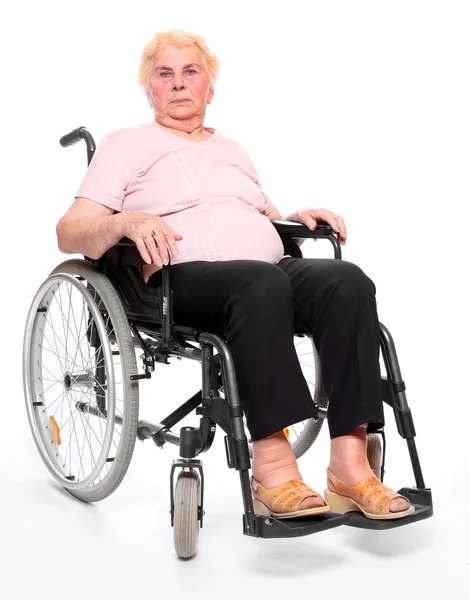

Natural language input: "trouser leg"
[277,257,385,439]
[148,260,318,441]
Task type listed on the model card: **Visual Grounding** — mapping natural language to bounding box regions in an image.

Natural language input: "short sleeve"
[75,136,125,211]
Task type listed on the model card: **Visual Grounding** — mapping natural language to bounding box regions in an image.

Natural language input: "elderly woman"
[56,30,414,520]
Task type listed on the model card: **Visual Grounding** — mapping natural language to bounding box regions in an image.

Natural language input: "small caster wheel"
[173,470,201,559]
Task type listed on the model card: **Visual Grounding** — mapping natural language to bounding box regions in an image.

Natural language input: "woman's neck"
[153,118,206,137]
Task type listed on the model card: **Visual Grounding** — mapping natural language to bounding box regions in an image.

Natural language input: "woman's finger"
[135,238,152,265]
[328,215,346,245]
[164,231,180,258]
[154,219,183,261]
[153,229,170,265]
[143,236,162,267]
[315,210,346,245]
[330,217,343,240]
[298,209,317,230]
[336,215,347,245]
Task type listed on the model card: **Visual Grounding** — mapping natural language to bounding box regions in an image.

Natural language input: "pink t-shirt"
[75,121,285,274]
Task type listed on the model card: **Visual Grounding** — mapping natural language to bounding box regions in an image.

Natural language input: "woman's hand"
[121,212,183,267]
[297,208,347,245]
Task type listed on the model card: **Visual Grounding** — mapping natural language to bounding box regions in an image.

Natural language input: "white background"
[2,0,468,597]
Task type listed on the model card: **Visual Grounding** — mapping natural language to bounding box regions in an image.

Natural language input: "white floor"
[4,2,469,594]
[2,405,467,599]
[6,261,468,597]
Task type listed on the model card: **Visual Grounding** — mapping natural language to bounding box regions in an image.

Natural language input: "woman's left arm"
[267,206,347,246]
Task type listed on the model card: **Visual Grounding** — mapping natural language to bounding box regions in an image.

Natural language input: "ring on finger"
[152,228,161,237]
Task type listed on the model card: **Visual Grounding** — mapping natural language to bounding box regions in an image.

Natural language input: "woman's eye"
[158,69,196,78]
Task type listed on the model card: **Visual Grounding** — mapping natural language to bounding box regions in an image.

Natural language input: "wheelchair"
[22,126,433,559]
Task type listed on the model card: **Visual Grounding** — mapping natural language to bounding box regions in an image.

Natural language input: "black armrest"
[108,222,335,248]
[271,220,342,259]
[104,221,341,259]
[99,219,341,262]
[272,220,333,238]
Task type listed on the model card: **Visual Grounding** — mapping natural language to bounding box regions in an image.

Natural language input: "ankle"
[328,424,372,485]
[252,431,302,489]
[254,465,302,490]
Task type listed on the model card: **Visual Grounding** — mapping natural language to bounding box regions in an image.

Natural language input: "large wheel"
[173,470,201,559]
[243,334,327,459]
[23,259,139,502]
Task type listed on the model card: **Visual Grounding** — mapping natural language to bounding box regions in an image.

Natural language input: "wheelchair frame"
[57,126,433,542]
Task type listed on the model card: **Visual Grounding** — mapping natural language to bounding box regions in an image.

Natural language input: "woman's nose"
[172,76,185,89]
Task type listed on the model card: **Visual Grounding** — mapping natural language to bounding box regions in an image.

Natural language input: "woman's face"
[148,45,214,122]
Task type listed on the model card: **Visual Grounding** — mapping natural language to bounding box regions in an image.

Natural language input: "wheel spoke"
[26,266,138,497]
[41,329,75,375]
[40,375,64,396]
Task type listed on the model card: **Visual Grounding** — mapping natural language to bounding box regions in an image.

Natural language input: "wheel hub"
[63,370,94,391]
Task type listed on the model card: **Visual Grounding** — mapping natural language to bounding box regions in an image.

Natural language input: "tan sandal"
[251,477,331,519]
[324,468,415,520]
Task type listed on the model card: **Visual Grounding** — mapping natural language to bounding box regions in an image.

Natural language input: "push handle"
[59,126,96,166]
[59,127,85,147]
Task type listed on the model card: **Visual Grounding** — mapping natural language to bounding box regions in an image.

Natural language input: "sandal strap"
[251,478,325,514]
[327,469,410,515]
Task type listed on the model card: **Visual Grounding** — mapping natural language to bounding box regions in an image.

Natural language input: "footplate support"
[244,511,349,538]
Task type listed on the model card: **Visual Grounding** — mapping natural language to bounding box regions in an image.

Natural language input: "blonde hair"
[138,29,220,94]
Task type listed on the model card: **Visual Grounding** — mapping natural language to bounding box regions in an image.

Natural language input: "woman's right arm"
[56,197,182,265]
[56,197,125,260]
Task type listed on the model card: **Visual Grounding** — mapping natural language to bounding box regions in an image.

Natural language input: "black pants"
[148,257,385,441]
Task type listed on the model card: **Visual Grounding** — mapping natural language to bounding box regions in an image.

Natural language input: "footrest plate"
[245,511,349,539]
[345,486,433,530]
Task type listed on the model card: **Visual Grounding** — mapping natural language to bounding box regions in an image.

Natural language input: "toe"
[298,495,326,510]
[389,496,410,513]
